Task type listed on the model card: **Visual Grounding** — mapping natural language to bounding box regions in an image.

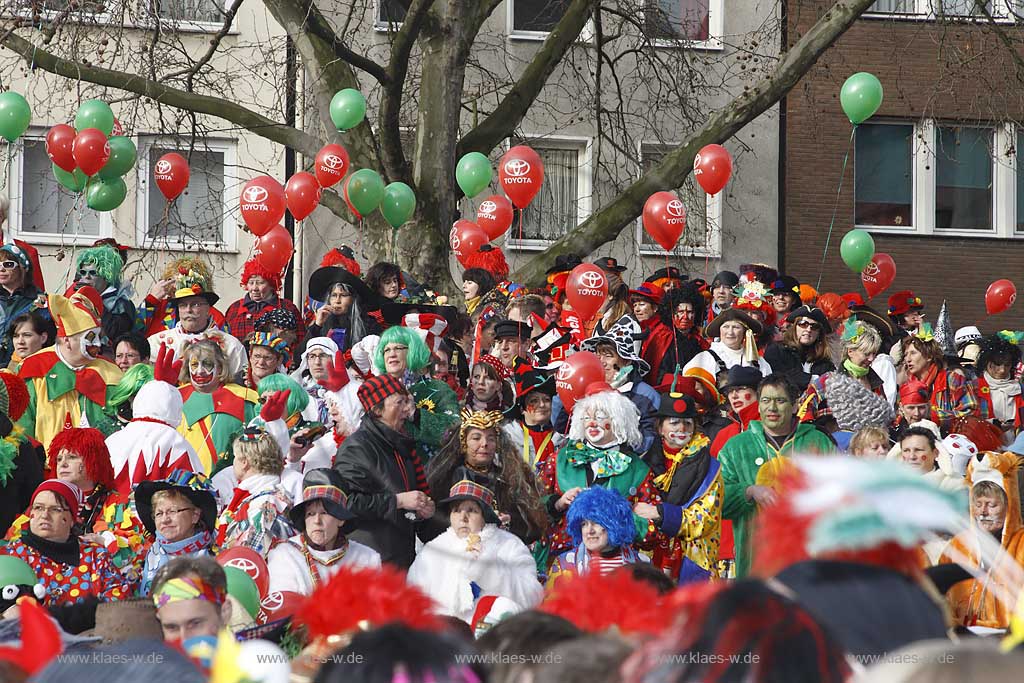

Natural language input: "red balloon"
[642,191,686,251]
[285,171,322,220]
[555,350,604,411]
[565,263,608,322]
[240,175,286,236]
[986,279,1017,315]
[315,143,350,188]
[45,124,77,173]
[254,224,294,273]
[450,219,488,266]
[111,118,124,137]
[71,128,110,177]
[342,174,362,220]
[860,253,896,299]
[216,546,270,598]
[476,194,514,240]
[498,145,544,208]
[154,152,190,201]
[694,144,733,196]
[257,590,306,625]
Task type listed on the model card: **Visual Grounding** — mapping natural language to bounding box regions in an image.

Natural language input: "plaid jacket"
[223,295,305,344]
[925,366,979,433]
[972,375,1024,428]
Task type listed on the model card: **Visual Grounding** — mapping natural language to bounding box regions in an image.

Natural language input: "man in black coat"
[333,375,435,568]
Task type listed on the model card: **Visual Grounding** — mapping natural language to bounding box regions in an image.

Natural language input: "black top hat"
[545,254,583,275]
[646,266,686,283]
[493,319,532,340]
[594,256,627,273]
[512,363,556,406]
[656,393,698,419]
[786,305,833,335]
[720,365,763,393]
[288,468,356,531]
[133,470,218,537]
[308,265,375,304]
[770,275,802,296]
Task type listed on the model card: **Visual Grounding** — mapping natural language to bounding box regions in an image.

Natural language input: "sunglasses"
[78,269,99,277]
[796,320,821,330]
[0,260,20,270]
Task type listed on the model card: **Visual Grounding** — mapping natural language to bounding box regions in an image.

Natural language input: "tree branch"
[457,0,598,156]
[512,0,880,285]
[163,0,247,85]
[287,0,391,85]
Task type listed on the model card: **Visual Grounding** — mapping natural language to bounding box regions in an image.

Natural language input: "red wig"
[463,244,509,280]
[319,246,362,276]
[240,258,282,292]
[0,372,29,421]
[47,427,115,489]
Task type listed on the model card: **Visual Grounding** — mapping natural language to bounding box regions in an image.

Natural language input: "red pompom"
[462,244,509,280]
[319,247,362,276]
[541,570,674,637]
[0,372,29,421]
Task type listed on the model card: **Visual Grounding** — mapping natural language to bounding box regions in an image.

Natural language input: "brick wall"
[783,2,1024,331]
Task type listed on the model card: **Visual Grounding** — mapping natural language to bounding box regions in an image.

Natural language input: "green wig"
[104,363,155,418]
[256,372,310,418]
[374,325,431,374]
[75,244,123,286]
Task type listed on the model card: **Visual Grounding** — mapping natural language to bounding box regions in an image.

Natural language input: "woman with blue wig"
[546,486,644,587]
[373,324,460,459]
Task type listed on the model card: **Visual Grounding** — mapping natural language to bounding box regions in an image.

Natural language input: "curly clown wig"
[319,245,362,276]
[569,390,644,452]
[463,245,510,281]
[240,257,282,293]
[374,324,432,374]
[977,333,1022,377]
[75,244,123,286]
[48,427,115,488]
[567,486,636,549]
[104,363,155,419]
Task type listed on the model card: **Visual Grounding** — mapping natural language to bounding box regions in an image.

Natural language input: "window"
[643,0,723,48]
[636,143,722,256]
[1016,130,1024,233]
[510,0,571,35]
[136,137,236,249]
[507,138,591,247]
[854,123,914,228]
[7,136,107,243]
[147,0,224,24]
[935,126,993,231]
[376,0,407,27]
[867,0,1007,18]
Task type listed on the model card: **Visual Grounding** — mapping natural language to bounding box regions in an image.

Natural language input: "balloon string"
[357,216,363,259]
[517,209,523,246]
[816,126,857,292]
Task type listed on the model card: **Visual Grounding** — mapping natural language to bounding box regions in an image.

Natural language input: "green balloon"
[86,176,127,212]
[0,555,37,586]
[53,163,87,193]
[223,566,260,620]
[455,152,492,198]
[0,92,31,143]
[380,181,416,228]
[75,99,115,135]
[840,229,876,273]
[330,88,366,131]
[840,72,883,125]
[347,168,385,216]
[98,136,137,180]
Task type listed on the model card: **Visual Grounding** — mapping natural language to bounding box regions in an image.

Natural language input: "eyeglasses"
[77,269,99,278]
[153,507,195,520]
[796,320,820,331]
[0,260,20,270]
[31,504,68,516]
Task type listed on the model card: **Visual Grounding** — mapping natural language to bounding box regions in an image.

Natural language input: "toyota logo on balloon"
[667,199,685,217]
[261,591,284,611]
[556,364,572,381]
[226,557,260,575]
[450,234,461,250]
[155,159,171,175]
[580,270,605,290]
[862,260,880,277]
[504,159,530,177]
[323,154,344,169]
[243,186,269,203]
[479,200,497,214]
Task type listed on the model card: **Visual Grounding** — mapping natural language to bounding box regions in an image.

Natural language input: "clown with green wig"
[71,243,135,354]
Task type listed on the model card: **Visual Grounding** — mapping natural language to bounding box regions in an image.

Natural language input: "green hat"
[0,555,37,587]
[223,565,261,620]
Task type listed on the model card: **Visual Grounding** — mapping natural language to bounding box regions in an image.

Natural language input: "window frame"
[505,134,593,252]
[134,135,238,252]
[634,140,723,258]
[373,0,406,32]
[2,1,237,35]
[506,0,595,42]
[643,0,725,51]
[134,0,237,34]
[852,120,918,233]
[863,0,1015,23]
[6,131,115,245]
[854,119,1020,239]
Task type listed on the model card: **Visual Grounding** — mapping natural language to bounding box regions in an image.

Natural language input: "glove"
[318,351,350,392]
[153,343,183,384]
[260,389,291,423]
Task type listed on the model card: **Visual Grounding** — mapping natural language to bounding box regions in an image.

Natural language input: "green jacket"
[719,420,834,577]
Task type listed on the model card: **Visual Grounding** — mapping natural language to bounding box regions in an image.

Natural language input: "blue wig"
[566,486,636,549]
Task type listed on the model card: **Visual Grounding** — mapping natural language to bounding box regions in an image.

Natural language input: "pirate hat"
[705,308,764,338]
[580,315,650,375]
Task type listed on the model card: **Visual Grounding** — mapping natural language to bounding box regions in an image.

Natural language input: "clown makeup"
[718,321,746,350]
[77,327,103,363]
[464,427,497,469]
[188,355,220,392]
[581,519,610,553]
[900,434,937,473]
[631,298,657,322]
[673,303,695,332]
[524,391,552,426]
[76,261,109,292]
[727,387,756,413]
[471,364,500,403]
[583,407,616,447]
[246,275,274,303]
[660,417,695,450]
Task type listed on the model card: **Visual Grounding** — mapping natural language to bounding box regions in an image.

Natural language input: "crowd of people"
[0,232,1023,682]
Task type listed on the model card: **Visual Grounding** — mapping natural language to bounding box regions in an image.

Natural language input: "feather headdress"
[540,570,674,637]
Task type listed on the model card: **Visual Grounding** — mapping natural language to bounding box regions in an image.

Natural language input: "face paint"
[188,356,219,390]
[584,408,615,447]
[79,328,103,361]
[661,417,693,450]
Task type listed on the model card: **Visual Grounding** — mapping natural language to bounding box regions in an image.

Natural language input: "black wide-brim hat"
[288,468,356,532]
[380,301,460,328]
[706,308,763,338]
[720,365,764,394]
[308,265,375,304]
[545,253,583,275]
[134,475,218,536]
